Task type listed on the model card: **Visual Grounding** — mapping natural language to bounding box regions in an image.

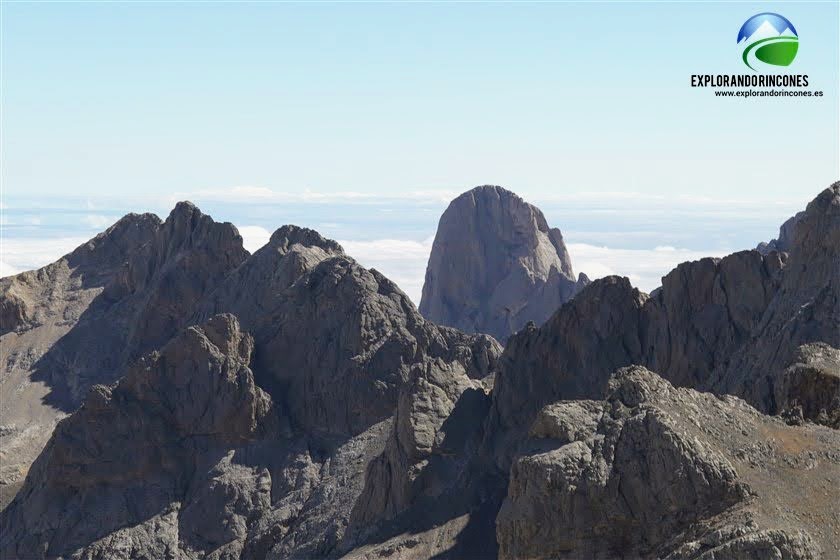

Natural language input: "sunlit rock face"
[420,185,588,343]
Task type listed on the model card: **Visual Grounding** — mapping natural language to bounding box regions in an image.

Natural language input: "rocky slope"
[486,183,839,470]
[0,202,248,494]
[419,185,588,342]
[497,366,840,559]
[0,209,501,558]
[1,314,278,558]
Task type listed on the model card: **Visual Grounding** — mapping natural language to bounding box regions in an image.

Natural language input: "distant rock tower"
[420,185,588,342]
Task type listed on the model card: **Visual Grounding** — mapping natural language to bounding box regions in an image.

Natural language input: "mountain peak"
[67,212,162,268]
[171,199,199,214]
[269,224,344,255]
[789,181,839,256]
[420,185,587,342]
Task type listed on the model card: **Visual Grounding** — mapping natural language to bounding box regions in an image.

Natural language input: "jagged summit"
[485,182,840,472]
[419,185,588,342]
[756,210,804,254]
[0,200,503,556]
[0,201,249,494]
[269,223,345,254]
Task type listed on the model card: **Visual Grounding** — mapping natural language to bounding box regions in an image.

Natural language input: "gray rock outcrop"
[757,210,805,254]
[0,314,278,558]
[198,223,502,438]
[344,342,502,559]
[775,343,840,428]
[250,257,499,437]
[715,185,840,415]
[496,366,840,559]
[0,202,248,493]
[0,210,503,558]
[419,185,588,342]
[486,183,840,470]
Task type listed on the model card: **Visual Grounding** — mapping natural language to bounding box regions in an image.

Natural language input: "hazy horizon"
[2,1,838,302]
[0,180,823,304]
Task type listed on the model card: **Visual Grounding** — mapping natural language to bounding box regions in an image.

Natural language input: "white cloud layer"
[0,231,732,310]
[82,214,115,229]
[0,237,89,278]
[337,238,435,305]
[237,225,272,253]
[566,243,730,293]
[170,186,459,206]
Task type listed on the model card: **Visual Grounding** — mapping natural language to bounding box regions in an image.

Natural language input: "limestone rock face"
[643,250,783,389]
[0,203,247,491]
[419,185,588,342]
[194,223,503,438]
[195,223,501,438]
[0,314,278,559]
[0,211,503,558]
[195,224,346,328]
[251,257,500,437]
[496,367,840,560]
[0,211,162,337]
[486,183,840,469]
[715,185,840,418]
[757,210,804,254]
[485,276,649,468]
[344,346,501,559]
[119,202,251,358]
[775,343,840,429]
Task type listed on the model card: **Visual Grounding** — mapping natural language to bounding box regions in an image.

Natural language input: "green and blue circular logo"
[737,13,798,71]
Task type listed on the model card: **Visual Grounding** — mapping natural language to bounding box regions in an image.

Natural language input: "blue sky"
[1,1,839,301]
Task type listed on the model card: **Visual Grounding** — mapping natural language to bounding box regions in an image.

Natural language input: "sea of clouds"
[1,187,808,305]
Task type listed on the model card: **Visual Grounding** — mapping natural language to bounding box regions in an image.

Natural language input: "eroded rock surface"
[757,210,804,254]
[0,214,502,558]
[251,257,500,437]
[344,343,502,559]
[487,183,840,469]
[419,185,588,342]
[0,314,277,558]
[715,185,840,417]
[0,202,247,490]
[775,343,840,429]
[497,367,840,559]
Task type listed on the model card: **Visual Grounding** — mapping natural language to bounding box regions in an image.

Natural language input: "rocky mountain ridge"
[497,366,840,559]
[0,202,248,495]
[0,207,502,558]
[1,182,838,559]
[486,184,839,473]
